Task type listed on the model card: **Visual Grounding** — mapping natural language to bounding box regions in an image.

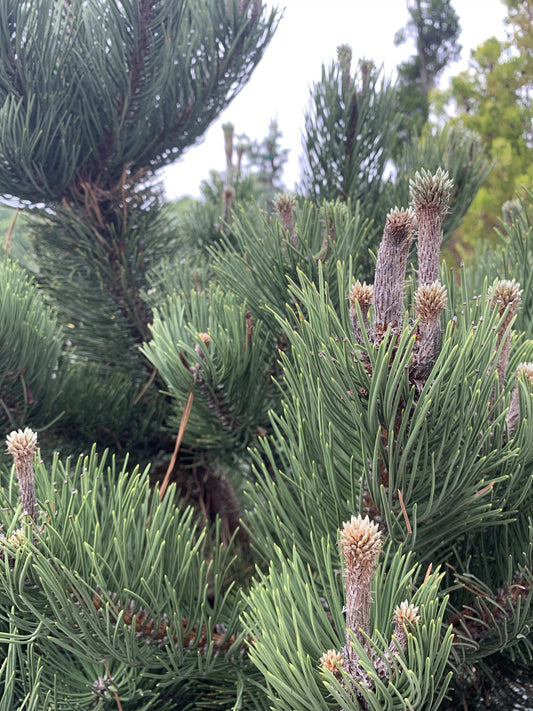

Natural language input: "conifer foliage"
[0,429,262,709]
[1,3,533,708]
[0,0,277,452]
[0,257,63,430]
[244,171,533,709]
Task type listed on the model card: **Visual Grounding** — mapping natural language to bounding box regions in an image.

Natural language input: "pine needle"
[134,367,157,404]
[397,488,412,535]
[160,391,194,500]
[4,207,19,253]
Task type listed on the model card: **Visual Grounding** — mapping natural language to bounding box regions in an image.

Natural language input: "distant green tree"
[246,119,289,203]
[394,0,461,143]
[171,119,289,256]
[300,46,399,226]
[434,0,533,245]
[300,44,489,278]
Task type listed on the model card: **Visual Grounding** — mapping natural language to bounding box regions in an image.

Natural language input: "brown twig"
[159,391,194,500]
[474,481,495,498]
[4,206,19,253]
[134,367,157,404]
[102,662,124,711]
[397,488,412,535]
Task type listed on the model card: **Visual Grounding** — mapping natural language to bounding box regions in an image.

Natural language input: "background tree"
[300,45,400,228]
[246,118,289,204]
[171,119,289,256]
[300,43,488,278]
[394,0,461,141]
[434,0,533,246]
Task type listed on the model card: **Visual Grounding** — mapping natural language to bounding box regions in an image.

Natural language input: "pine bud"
[348,281,374,342]
[337,44,353,95]
[488,279,522,316]
[373,207,415,335]
[340,515,382,665]
[390,600,420,654]
[320,649,344,679]
[340,514,382,572]
[273,193,297,246]
[488,279,522,388]
[412,281,447,386]
[6,428,38,520]
[415,281,447,322]
[506,362,533,435]
[194,332,211,359]
[410,168,453,287]
[337,44,352,73]
[393,600,420,626]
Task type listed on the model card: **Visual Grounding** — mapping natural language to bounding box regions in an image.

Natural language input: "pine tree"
[246,119,289,203]
[0,255,64,431]
[0,0,277,454]
[4,170,532,708]
[1,4,532,707]
[300,46,399,226]
[394,0,461,142]
[300,44,489,267]
[171,119,289,256]
[434,0,533,245]
[240,171,533,709]
[0,428,264,709]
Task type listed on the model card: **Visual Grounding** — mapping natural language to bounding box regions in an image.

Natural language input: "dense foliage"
[434,0,533,245]
[1,1,533,709]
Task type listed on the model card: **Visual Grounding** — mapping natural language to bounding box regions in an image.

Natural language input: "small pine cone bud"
[273,193,297,245]
[415,281,447,322]
[502,198,521,225]
[0,526,27,567]
[6,428,38,520]
[412,282,447,387]
[409,167,453,215]
[349,281,374,342]
[507,362,533,435]
[410,168,453,287]
[393,600,420,627]
[373,207,415,335]
[320,649,344,678]
[488,279,522,388]
[389,601,420,656]
[340,514,382,572]
[374,599,421,677]
[337,44,352,71]
[340,515,382,664]
[337,44,353,94]
[488,279,522,316]
[194,332,211,359]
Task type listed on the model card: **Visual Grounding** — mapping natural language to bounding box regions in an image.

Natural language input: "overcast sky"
[163,0,508,200]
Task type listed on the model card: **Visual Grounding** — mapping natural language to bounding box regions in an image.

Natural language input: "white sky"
[163,0,508,200]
